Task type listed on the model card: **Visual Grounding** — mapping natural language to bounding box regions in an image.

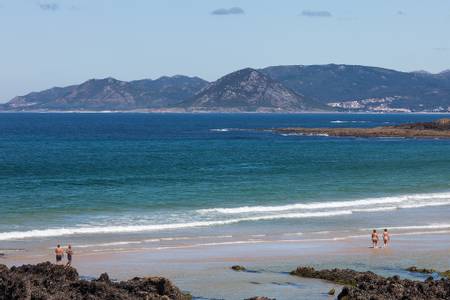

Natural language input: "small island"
[275,118,450,138]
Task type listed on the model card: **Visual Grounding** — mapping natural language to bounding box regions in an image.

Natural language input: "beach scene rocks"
[1,263,449,299]
[291,266,450,300]
[0,262,191,300]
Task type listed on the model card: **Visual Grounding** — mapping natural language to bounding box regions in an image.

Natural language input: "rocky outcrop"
[406,266,450,280]
[0,262,191,300]
[407,266,437,274]
[275,119,450,138]
[395,118,450,130]
[231,265,246,272]
[441,271,450,279]
[291,266,450,300]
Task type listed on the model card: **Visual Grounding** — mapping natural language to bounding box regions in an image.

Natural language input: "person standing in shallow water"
[371,229,379,248]
[383,229,390,247]
[66,245,73,267]
[55,245,64,264]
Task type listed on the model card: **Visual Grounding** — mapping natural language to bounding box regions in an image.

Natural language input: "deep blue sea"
[1,113,450,250]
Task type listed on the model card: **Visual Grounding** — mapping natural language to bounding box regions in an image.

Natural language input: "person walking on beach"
[383,229,390,247]
[55,244,64,264]
[371,229,379,248]
[65,244,73,267]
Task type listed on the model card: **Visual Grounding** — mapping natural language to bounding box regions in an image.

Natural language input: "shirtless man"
[383,229,390,247]
[371,229,379,248]
[66,245,73,267]
[55,244,64,264]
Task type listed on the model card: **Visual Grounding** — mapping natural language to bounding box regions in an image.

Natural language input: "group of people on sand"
[54,244,73,266]
[371,229,390,248]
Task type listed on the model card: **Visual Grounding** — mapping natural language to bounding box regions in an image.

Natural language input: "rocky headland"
[275,118,450,138]
[291,266,450,300]
[0,262,191,300]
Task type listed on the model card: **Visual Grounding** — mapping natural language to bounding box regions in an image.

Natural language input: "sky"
[0,0,450,102]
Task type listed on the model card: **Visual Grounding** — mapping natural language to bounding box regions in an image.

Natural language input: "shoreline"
[2,233,449,299]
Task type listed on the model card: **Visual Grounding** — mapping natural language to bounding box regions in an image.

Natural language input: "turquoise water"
[1,113,450,247]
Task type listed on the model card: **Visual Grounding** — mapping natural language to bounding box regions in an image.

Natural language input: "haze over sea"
[1,113,450,253]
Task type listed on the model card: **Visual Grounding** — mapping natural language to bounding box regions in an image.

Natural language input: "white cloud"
[211,7,245,16]
[301,10,332,18]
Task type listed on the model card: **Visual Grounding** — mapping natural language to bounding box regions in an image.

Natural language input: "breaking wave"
[330,120,368,124]
[197,192,450,215]
[0,210,351,241]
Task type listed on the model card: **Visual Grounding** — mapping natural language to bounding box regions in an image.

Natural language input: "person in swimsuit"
[383,229,390,247]
[371,229,379,248]
[66,244,73,267]
[55,244,64,264]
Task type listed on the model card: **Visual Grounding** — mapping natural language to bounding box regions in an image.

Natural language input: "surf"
[0,210,352,241]
[196,191,450,215]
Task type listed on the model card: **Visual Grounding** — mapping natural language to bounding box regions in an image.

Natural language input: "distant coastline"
[2,64,450,113]
[1,110,450,114]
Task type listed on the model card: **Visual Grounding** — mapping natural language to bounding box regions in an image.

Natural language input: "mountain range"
[2,64,450,112]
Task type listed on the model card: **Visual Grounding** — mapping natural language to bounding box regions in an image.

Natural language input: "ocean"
[1,113,450,253]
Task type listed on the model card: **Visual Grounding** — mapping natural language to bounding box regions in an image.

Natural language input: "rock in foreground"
[0,262,191,300]
[291,266,450,300]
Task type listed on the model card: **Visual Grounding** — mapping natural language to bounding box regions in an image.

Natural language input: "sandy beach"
[2,231,449,299]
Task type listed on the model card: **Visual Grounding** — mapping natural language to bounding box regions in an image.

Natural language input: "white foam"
[197,192,450,215]
[398,201,450,209]
[0,210,351,241]
[210,128,250,132]
[75,235,233,248]
[383,224,450,230]
[153,240,265,250]
[330,120,368,124]
[283,232,304,236]
[393,230,450,236]
[281,133,329,137]
[75,240,151,248]
[353,206,398,212]
[210,128,232,132]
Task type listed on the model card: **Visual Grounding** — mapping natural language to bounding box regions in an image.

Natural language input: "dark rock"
[328,288,336,295]
[406,266,437,274]
[0,262,191,300]
[291,266,450,300]
[96,272,111,283]
[275,119,450,139]
[231,265,246,272]
[290,266,359,286]
[441,271,450,279]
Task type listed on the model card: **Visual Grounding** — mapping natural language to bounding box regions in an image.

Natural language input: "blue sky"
[0,0,449,102]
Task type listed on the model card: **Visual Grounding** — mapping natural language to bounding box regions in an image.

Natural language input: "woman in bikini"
[371,229,379,248]
[383,229,390,247]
